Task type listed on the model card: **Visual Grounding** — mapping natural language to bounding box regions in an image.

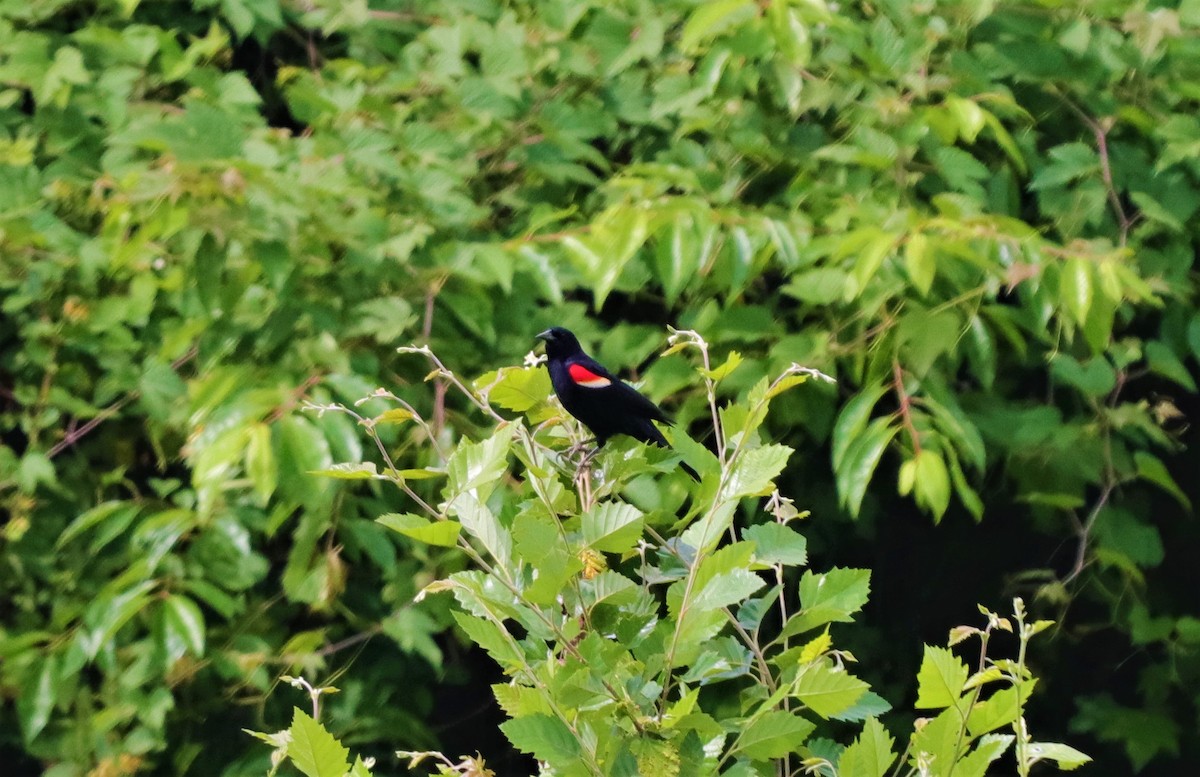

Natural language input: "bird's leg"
[564,436,597,459]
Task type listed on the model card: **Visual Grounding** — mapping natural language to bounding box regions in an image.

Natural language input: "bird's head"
[536,326,583,359]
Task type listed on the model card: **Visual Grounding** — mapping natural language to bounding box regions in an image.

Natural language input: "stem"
[892,360,922,455]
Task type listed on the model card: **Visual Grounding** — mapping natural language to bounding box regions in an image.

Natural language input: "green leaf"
[18,654,58,744]
[904,233,935,294]
[680,0,755,52]
[832,383,888,473]
[583,501,644,553]
[782,268,852,304]
[16,452,54,493]
[723,444,792,499]
[1060,259,1093,326]
[838,717,896,777]
[782,568,872,637]
[1145,341,1197,391]
[487,367,552,412]
[793,662,869,718]
[500,713,581,764]
[453,612,524,668]
[832,690,892,722]
[377,513,463,547]
[512,510,576,604]
[667,424,723,481]
[915,645,968,709]
[1050,355,1116,397]
[446,424,516,497]
[56,501,140,550]
[954,734,1014,777]
[288,708,350,777]
[1030,143,1098,190]
[700,350,743,382]
[913,450,951,521]
[689,568,765,613]
[1025,741,1092,771]
[310,462,378,479]
[245,422,277,503]
[1132,452,1191,510]
[744,523,808,567]
[162,595,206,656]
[736,710,816,759]
[967,685,1030,736]
[851,232,898,292]
[450,492,511,566]
[836,417,898,517]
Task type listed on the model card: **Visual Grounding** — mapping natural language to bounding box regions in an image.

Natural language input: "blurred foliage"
[0,0,1196,774]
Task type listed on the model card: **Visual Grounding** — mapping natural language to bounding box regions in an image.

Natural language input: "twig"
[48,346,198,459]
[892,360,922,455]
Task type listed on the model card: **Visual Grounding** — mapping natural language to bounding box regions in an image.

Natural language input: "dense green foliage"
[246,345,1089,776]
[1,0,1196,774]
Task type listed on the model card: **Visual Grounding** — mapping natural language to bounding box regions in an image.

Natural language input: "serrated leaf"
[782,568,872,638]
[831,690,892,722]
[690,568,765,613]
[488,367,552,412]
[583,501,644,553]
[794,661,869,718]
[500,713,581,764]
[453,612,524,668]
[583,570,638,609]
[288,709,350,777]
[446,424,515,497]
[377,513,462,547]
[736,710,816,759]
[451,492,511,566]
[700,351,742,381]
[512,510,576,604]
[838,717,896,777]
[967,683,1033,736]
[745,523,808,567]
[799,631,832,664]
[954,733,1014,777]
[915,645,968,709]
[724,444,792,499]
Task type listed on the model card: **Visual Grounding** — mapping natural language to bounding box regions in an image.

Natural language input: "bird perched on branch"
[536,326,698,480]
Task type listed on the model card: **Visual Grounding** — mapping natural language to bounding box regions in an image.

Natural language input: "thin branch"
[892,360,922,455]
[48,345,199,459]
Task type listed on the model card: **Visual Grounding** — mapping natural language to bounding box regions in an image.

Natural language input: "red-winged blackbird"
[536,327,698,480]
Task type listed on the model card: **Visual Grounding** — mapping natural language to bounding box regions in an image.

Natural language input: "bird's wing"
[569,356,673,426]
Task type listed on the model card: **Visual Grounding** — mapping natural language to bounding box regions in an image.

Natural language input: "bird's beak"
[535,329,554,342]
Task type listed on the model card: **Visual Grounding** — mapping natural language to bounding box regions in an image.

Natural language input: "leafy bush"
[1,0,1196,773]
[256,333,1089,775]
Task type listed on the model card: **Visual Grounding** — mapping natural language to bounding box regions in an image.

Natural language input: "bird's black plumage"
[536,327,697,479]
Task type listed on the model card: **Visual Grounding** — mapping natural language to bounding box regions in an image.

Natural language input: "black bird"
[536,326,698,480]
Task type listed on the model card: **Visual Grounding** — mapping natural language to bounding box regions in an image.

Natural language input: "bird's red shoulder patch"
[568,363,612,388]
